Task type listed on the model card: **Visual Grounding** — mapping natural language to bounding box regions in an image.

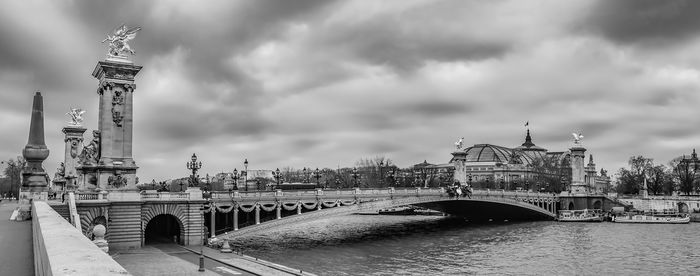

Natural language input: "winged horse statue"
[102,24,141,57]
[572,132,584,144]
[66,108,86,126]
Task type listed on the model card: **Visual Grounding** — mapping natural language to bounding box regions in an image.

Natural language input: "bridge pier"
[255,205,260,225]
[233,208,239,231]
[276,205,281,220]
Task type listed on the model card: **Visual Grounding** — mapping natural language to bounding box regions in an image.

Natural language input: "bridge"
[56,187,558,250]
[206,188,558,242]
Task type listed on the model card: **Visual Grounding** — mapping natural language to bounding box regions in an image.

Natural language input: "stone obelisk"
[21,92,50,193]
[15,92,50,219]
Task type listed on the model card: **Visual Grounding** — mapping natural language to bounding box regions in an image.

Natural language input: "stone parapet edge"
[32,201,132,276]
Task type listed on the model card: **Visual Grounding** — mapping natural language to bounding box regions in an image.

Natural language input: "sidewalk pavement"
[183,245,317,276]
[0,201,34,276]
[112,246,222,276]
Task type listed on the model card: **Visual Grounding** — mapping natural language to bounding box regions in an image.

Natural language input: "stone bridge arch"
[213,194,556,241]
[142,204,188,244]
[78,206,109,236]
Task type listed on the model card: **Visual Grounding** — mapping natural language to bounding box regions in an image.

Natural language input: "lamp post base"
[198,252,205,272]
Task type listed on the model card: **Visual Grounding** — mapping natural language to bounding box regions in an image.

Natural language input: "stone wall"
[32,201,131,275]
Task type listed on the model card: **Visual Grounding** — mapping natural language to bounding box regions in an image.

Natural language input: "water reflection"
[234,215,700,275]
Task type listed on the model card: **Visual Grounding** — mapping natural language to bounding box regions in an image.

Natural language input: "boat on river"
[612,212,690,224]
[558,209,604,222]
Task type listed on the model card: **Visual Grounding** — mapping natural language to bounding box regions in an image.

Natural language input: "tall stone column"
[210,207,216,238]
[91,60,142,190]
[21,92,50,199]
[233,208,239,231]
[569,145,589,195]
[63,125,87,189]
[255,205,260,225]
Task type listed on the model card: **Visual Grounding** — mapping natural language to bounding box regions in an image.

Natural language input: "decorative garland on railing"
[301,201,318,210]
[281,202,300,211]
[259,203,278,212]
[340,200,356,206]
[202,205,213,213]
[239,204,257,213]
[215,204,235,213]
[322,200,340,208]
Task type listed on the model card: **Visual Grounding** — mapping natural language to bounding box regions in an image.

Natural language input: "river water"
[232,215,700,275]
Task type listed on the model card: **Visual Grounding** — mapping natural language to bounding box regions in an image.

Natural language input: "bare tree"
[2,156,26,198]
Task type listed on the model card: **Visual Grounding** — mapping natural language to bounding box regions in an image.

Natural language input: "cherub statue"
[54,162,65,180]
[572,132,584,144]
[454,137,464,150]
[102,24,141,57]
[66,108,86,126]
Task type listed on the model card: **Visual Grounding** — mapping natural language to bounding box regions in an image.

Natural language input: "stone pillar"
[233,208,239,231]
[210,207,216,238]
[91,60,142,190]
[568,145,589,195]
[297,204,302,215]
[63,126,87,189]
[21,92,50,203]
[317,203,322,211]
[276,205,281,219]
[254,205,260,225]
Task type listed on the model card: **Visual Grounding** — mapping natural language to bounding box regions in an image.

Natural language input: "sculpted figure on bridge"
[572,132,584,144]
[79,130,101,165]
[102,24,141,57]
[455,137,464,150]
[66,108,86,126]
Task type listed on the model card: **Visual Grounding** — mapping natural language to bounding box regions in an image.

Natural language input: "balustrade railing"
[140,192,190,200]
[75,192,99,201]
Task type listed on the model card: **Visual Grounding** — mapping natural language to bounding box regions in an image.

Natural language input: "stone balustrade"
[32,201,131,276]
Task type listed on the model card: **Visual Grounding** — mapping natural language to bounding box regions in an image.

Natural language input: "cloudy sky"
[2,0,700,182]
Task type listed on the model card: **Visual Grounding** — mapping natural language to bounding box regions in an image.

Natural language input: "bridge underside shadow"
[414,200,554,222]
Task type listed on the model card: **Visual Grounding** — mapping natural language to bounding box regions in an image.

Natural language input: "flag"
[525,121,529,127]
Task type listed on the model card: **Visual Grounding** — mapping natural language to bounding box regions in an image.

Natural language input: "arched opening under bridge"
[415,200,554,222]
[144,214,182,244]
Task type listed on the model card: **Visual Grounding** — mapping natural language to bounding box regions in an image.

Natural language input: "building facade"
[450,130,610,193]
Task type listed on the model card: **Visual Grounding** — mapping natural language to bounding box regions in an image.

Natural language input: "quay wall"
[617,196,700,214]
[32,201,131,276]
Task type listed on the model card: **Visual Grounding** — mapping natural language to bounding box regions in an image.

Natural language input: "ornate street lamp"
[243,159,248,191]
[272,168,282,190]
[232,168,240,191]
[313,168,322,188]
[186,153,202,187]
[468,173,473,187]
[351,167,360,187]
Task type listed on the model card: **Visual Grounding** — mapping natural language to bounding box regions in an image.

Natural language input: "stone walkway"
[183,245,317,276]
[0,201,34,276]
[112,245,238,276]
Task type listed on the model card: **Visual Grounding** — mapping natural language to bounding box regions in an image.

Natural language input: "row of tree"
[615,155,699,195]
[1,156,25,198]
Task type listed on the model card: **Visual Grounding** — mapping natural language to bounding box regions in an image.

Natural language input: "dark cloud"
[314,15,509,73]
[2,1,700,182]
[581,0,700,45]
